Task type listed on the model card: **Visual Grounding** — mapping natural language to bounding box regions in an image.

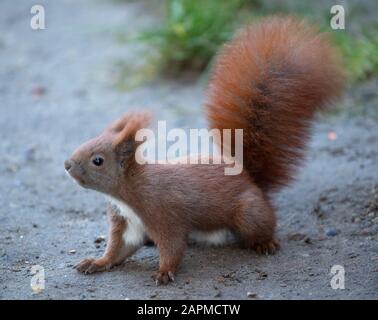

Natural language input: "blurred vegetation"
[332,32,378,82]
[136,0,247,73]
[117,0,378,87]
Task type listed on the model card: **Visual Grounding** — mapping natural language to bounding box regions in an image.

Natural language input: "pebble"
[24,145,37,162]
[256,271,268,280]
[360,228,371,236]
[247,292,257,298]
[94,235,106,244]
[325,228,339,237]
[31,86,46,99]
[68,249,76,254]
[304,237,312,244]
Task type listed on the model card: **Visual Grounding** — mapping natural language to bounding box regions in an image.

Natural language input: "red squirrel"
[65,16,344,285]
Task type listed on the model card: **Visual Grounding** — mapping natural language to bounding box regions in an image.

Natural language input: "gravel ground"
[0,0,377,300]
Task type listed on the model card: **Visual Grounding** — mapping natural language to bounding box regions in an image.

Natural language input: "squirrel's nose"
[64,160,72,171]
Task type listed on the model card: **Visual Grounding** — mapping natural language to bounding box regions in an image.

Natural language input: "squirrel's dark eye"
[92,156,104,166]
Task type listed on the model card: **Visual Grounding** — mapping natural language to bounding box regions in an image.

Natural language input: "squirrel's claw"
[252,239,280,255]
[153,270,175,285]
[75,257,109,274]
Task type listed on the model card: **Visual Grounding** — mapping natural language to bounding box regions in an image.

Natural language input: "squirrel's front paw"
[252,239,280,255]
[153,270,175,285]
[75,257,111,274]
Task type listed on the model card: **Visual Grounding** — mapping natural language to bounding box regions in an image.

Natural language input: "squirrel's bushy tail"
[205,16,345,193]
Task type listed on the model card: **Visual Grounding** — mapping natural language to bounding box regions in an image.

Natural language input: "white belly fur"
[107,197,146,246]
[189,229,234,246]
[107,197,233,247]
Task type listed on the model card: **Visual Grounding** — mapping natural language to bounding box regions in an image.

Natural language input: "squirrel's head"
[64,111,151,196]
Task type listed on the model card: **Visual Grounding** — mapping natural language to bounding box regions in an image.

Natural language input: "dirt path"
[0,0,377,299]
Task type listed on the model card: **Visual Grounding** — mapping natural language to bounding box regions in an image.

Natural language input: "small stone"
[94,235,106,244]
[304,237,312,244]
[25,145,37,162]
[325,228,339,237]
[256,271,268,280]
[68,249,76,254]
[368,212,375,218]
[360,228,371,236]
[312,203,326,218]
[31,86,46,99]
[319,195,328,202]
[247,292,257,298]
[328,131,337,141]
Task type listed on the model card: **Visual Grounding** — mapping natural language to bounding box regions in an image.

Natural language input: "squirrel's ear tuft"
[111,111,152,150]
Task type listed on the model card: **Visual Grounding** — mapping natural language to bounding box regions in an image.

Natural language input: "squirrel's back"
[206,16,345,192]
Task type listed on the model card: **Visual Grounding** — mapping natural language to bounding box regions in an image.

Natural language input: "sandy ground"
[0,0,377,300]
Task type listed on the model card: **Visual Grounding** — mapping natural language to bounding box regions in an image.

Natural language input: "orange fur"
[67,16,345,285]
[111,111,152,149]
[206,16,345,192]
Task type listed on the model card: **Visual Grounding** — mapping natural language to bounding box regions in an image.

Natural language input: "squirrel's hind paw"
[153,270,175,285]
[252,239,280,255]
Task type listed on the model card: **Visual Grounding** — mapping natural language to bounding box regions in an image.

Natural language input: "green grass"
[123,0,378,84]
[332,31,378,83]
[136,0,248,74]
